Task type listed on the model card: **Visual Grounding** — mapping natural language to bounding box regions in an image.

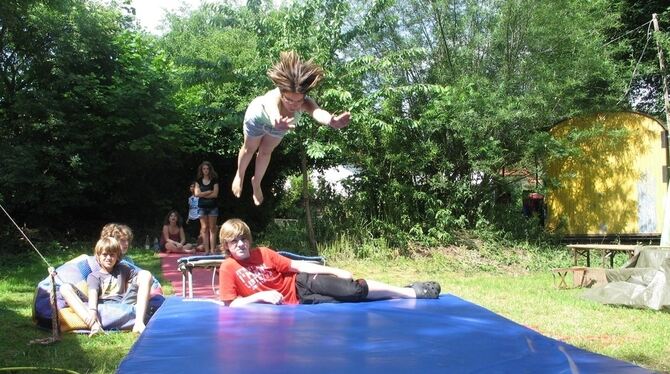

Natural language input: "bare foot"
[132,322,146,334]
[232,174,242,198]
[89,323,105,337]
[251,176,263,205]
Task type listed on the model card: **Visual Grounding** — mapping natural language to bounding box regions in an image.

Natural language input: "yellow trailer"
[546,112,668,237]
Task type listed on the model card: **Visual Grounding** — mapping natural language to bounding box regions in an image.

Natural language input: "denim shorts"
[198,207,219,217]
[72,283,138,305]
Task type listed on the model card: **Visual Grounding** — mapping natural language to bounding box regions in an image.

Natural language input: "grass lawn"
[0,246,669,373]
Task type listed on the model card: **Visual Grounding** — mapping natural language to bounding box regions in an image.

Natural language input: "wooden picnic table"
[566,244,640,268]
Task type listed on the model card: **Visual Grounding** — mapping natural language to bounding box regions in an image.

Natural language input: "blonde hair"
[219,219,253,255]
[94,237,122,262]
[267,51,324,94]
[100,223,133,243]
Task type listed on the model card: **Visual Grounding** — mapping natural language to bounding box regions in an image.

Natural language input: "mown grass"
[0,246,166,374]
[1,239,669,373]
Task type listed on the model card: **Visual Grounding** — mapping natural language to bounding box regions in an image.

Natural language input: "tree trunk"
[300,149,317,252]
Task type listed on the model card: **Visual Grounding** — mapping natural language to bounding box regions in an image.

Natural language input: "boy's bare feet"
[251,176,263,205]
[232,175,242,198]
[89,323,105,337]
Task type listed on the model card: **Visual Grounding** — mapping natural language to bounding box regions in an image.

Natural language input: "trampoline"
[117,295,650,373]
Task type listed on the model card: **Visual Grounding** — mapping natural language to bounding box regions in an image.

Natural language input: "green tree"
[161,0,359,245]
[318,0,629,243]
[0,0,187,240]
[1,0,651,252]
[612,0,670,117]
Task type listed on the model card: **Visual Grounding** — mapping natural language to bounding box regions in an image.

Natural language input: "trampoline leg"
[181,271,186,297]
[211,267,219,296]
[188,270,193,298]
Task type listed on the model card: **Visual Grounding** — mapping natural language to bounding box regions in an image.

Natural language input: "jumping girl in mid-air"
[232,51,351,205]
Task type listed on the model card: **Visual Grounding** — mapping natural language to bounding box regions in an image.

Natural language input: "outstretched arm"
[226,290,285,307]
[60,283,103,334]
[290,260,352,279]
[304,97,350,129]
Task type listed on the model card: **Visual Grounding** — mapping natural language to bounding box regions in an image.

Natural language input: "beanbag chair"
[33,254,165,332]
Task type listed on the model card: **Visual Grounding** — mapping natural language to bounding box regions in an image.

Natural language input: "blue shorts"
[72,283,138,305]
[198,207,219,217]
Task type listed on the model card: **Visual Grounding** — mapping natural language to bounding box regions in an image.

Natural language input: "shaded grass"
[1,242,669,372]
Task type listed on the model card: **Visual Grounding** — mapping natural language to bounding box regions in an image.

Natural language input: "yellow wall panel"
[546,112,667,235]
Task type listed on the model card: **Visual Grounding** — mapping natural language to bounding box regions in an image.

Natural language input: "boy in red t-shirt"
[218,219,441,306]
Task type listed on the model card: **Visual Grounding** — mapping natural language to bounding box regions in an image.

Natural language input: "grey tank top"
[244,95,303,127]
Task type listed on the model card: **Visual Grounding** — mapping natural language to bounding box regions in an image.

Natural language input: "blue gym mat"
[117,295,650,373]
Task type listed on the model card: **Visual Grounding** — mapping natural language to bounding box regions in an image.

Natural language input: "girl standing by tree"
[231,51,351,205]
[195,161,219,254]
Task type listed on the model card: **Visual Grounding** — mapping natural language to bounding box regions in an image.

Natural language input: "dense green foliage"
[0,0,190,243]
[1,0,670,252]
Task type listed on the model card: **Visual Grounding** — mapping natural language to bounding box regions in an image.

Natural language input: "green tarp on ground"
[583,249,670,310]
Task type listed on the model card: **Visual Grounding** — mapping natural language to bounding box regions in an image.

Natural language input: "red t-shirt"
[218,247,300,305]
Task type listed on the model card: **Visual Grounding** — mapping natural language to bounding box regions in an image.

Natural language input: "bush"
[256,221,315,256]
[0,226,25,255]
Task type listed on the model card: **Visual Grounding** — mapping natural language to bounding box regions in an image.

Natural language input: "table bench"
[551,266,608,289]
[551,267,588,289]
[566,244,638,268]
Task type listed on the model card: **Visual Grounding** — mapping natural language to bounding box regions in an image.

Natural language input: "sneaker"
[408,281,441,299]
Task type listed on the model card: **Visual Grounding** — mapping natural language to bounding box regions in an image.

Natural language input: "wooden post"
[31,268,61,344]
[49,270,61,341]
[653,14,670,246]
[653,14,670,126]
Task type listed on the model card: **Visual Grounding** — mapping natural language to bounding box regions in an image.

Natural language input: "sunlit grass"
[1,241,668,372]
